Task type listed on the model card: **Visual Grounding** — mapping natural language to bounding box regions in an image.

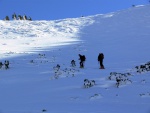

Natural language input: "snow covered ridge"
[0,17,94,59]
[1,4,150,60]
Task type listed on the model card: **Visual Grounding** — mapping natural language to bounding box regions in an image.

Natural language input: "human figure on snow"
[4,16,9,21]
[23,15,28,20]
[12,13,17,20]
[78,54,86,68]
[98,53,104,69]
[71,60,76,67]
[28,16,32,21]
[0,62,3,69]
[4,60,9,69]
[18,15,23,20]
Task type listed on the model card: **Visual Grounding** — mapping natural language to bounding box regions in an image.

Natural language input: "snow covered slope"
[0,17,94,59]
[0,5,150,113]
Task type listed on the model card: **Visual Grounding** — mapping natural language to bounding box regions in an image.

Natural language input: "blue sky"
[0,0,149,20]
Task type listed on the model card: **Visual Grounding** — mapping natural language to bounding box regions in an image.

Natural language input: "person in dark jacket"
[0,62,3,69]
[79,54,86,68]
[71,60,76,67]
[98,53,104,69]
[12,13,17,20]
[4,60,9,69]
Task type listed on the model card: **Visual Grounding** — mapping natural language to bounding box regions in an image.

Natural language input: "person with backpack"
[78,54,86,68]
[98,53,104,69]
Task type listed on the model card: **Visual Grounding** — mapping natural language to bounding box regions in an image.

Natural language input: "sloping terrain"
[0,5,150,113]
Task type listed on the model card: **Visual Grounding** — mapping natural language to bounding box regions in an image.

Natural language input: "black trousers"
[80,61,84,67]
[100,59,104,68]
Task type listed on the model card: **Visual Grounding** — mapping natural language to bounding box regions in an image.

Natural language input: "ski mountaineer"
[98,53,105,69]
[78,54,86,68]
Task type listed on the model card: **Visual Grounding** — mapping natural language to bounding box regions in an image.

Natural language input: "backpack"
[82,55,86,61]
[98,53,104,61]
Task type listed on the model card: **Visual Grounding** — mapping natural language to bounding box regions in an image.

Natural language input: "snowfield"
[0,5,150,113]
[0,17,94,59]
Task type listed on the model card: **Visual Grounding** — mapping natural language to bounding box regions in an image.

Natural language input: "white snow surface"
[0,17,94,59]
[0,5,150,113]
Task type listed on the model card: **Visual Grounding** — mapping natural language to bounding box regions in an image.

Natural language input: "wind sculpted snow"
[0,17,94,59]
[0,5,150,113]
